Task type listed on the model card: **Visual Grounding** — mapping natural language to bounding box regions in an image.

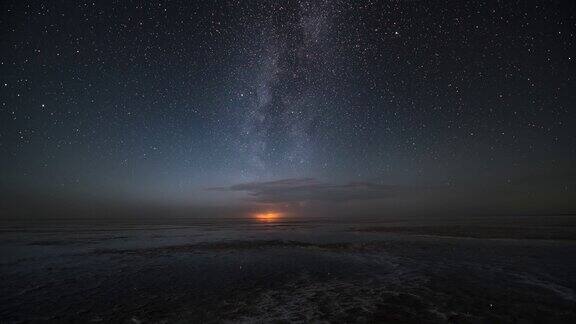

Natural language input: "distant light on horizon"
[254,211,282,223]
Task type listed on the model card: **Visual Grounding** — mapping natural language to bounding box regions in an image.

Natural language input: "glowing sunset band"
[254,212,282,222]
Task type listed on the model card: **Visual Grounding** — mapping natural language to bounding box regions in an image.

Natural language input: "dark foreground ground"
[1,215,576,323]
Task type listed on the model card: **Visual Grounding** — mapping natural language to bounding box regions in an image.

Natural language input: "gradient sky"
[1,1,575,218]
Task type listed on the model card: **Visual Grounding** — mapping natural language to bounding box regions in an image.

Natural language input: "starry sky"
[1,0,575,218]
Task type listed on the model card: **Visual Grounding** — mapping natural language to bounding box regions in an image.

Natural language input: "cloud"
[209,178,415,204]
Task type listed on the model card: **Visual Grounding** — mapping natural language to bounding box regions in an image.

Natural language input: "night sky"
[1,1,575,218]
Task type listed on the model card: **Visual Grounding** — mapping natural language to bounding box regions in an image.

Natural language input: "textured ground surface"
[1,216,576,323]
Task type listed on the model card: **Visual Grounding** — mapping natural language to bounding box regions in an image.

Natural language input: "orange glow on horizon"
[254,211,282,222]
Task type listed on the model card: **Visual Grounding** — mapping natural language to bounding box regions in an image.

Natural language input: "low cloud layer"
[210,178,416,204]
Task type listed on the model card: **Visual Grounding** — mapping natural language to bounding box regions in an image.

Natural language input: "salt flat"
[1,216,575,323]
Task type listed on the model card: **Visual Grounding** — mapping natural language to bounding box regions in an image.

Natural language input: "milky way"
[0,0,574,215]
[237,1,337,178]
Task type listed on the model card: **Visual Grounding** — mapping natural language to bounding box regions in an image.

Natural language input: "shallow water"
[1,216,576,323]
